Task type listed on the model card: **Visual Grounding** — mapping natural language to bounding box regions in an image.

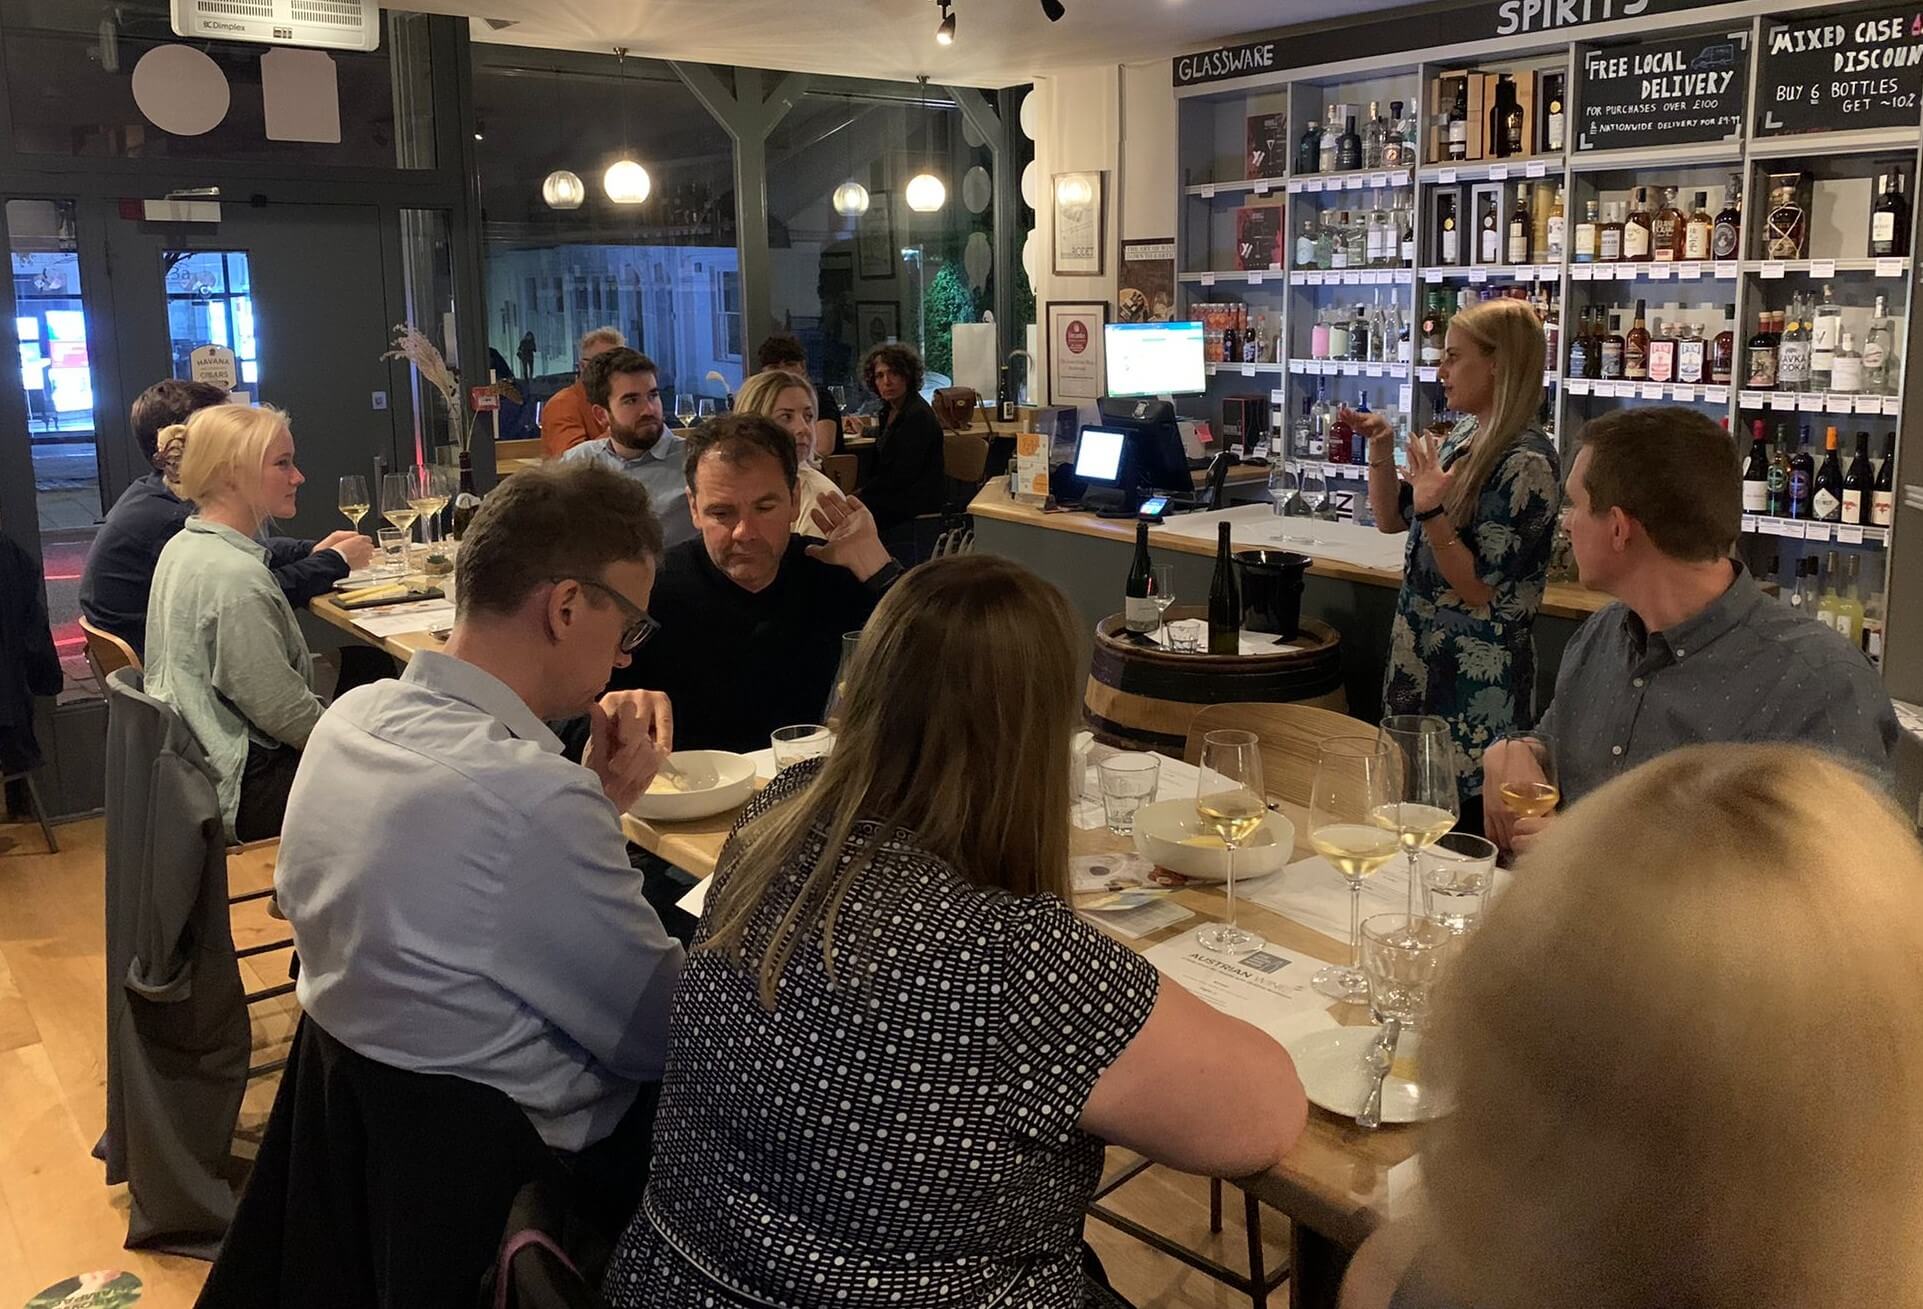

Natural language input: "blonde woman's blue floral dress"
[1383,417,1561,803]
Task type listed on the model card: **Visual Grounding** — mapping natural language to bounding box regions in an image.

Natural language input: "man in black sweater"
[612,413,903,753]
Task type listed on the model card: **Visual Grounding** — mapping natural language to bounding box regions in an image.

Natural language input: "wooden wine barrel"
[1084,606,1346,755]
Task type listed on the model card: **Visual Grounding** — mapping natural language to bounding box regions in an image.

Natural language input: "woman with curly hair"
[857,341,945,544]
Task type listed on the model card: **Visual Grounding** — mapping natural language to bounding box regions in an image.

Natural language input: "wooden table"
[309,592,447,662]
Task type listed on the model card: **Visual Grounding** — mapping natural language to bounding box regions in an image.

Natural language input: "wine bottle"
[998,364,1015,422]
[1766,429,1791,517]
[1297,120,1321,175]
[1742,420,1770,515]
[1446,79,1468,161]
[1872,432,1896,526]
[450,453,482,541]
[1125,519,1157,635]
[1812,426,1844,522]
[1624,300,1650,381]
[1788,425,1815,519]
[1208,521,1240,655]
[1816,550,1842,632]
[1870,169,1910,258]
[1843,430,1874,525]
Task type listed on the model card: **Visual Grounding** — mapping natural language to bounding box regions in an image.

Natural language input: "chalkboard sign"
[1575,30,1749,151]
[1756,5,1923,136]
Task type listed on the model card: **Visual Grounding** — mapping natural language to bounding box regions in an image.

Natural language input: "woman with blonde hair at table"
[604,554,1308,1309]
[1340,742,1923,1309]
[733,367,840,532]
[144,404,325,841]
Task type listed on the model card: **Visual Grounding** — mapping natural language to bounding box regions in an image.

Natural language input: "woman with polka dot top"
[604,555,1308,1308]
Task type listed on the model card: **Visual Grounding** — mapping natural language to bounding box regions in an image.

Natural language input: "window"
[164,250,259,387]
[712,268,743,362]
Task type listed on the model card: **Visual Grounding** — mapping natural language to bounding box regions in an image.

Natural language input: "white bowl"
[1131,798,1293,883]
[626,750,757,822]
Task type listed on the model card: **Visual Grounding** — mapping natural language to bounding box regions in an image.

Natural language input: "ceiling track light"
[935,0,955,44]
[1040,0,1064,19]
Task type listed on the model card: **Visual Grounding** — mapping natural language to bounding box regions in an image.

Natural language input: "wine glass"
[1376,715,1460,924]
[380,472,420,544]
[408,465,450,545]
[1148,564,1176,645]
[829,385,848,410]
[1493,730,1559,822]
[1308,737,1401,1001]
[1302,466,1330,520]
[674,394,696,428]
[1194,729,1267,955]
[697,397,718,422]
[338,475,369,534]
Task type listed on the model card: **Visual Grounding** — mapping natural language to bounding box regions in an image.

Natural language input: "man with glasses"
[274,463,683,1229]
[612,412,902,753]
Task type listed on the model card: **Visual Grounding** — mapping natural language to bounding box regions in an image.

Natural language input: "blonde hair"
[1422,743,1923,1309]
[579,326,626,356]
[171,404,292,515]
[1442,297,1545,529]
[702,556,1081,1006]
[735,369,815,422]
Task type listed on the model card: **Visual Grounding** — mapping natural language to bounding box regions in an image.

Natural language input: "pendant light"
[542,169,585,210]
[833,92,870,217]
[905,76,947,214]
[603,47,652,206]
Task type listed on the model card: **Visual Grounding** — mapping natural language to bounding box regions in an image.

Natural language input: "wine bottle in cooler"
[1812,426,1844,523]
[1207,521,1240,655]
[1741,420,1770,516]
[1872,432,1896,527]
[1843,431,1873,526]
[1125,519,1157,635]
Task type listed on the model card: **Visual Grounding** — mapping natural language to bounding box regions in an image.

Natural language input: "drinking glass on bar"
[1494,730,1560,821]
[1309,737,1400,1001]
[1096,752,1160,836]
[375,527,407,578]
[1420,832,1497,934]
[1361,912,1458,1029]
[770,724,834,769]
[1194,729,1266,954]
[1376,714,1459,924]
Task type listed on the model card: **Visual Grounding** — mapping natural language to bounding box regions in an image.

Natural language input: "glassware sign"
[1575,31,1749,151]
[1756,4,1923,135]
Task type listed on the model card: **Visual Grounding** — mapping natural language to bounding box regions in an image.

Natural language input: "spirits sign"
[1575,30,1749,151]
[1757,4,1923,135]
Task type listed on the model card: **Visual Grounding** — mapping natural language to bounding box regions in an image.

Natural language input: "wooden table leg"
[1289,1222,1351,1309]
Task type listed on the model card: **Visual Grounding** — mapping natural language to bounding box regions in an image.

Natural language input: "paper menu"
[1142,935,1338,1045]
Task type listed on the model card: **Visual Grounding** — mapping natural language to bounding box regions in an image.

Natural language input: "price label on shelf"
[1489,165,1509,180]
[1438,168,1457,184]
[1797,522,1821,540]
[1375,270,1395,284]
[1759,518,1790,537]
[1399,384,1414,410]
[1876,257,1904,278]
[1673,386,1698,402]
[1809,259,1836,279]
[1567,378,1590,395]
[1571,265,1594,280]
[1526,161,1547,178]
[1287,180,1303,194]
[1306,179,1324,192]
[1855,395,1884,414]
[1346,176,1364,190]
[1796,394,1823,412]
[1241,364,1257,376]
[1253,181,1271,194]
[1761,261,1786,279]
[1838,525,1866,544]
[1677,262,1703,280]
[1371,173,1389,188]
[1248,272,1264,285]
[1714,261,1739,280]
[1883,396,1902,415]
[1615,265,1636,280]
[1395,270,1414,284]
[1649,264,1673,279]
[1740,391,1766,408]
[1422,269,1443,282]
[1365,364,1384,377]
[1741,514,1759,533]
[1305,271,1325,284]
[1201,185,1216,199]
[1201,272,1216,286]
[1469,268,1488,283]
[1641,383,1665,400]
[1769,393,1794,411]
[1616,382,1641,398]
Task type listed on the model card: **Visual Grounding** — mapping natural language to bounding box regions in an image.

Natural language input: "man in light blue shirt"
[276,464,683,1197]
[560,346,695,547]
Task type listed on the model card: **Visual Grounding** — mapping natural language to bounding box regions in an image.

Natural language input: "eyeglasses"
[550,575,659,652]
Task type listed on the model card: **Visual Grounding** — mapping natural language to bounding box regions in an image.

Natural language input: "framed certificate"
[1044,300,1109,405]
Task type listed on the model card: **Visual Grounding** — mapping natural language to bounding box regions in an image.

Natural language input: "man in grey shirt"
[276,464,683,1218]
[560,346,695,547]
[1485,407,1896,855]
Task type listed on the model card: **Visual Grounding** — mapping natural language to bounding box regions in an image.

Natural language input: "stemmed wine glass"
[697,397,718,423]
[379,472,420,543]
[674,395,697,428]
[408,465,450,545]
[1302,466,1330,521]
[1195,729,1266,954]
[338,475,370,533]
[1308,737,1401,1001]
[1376,715,1460,924]
[1493,730,1559,822]
[1148,564,1176,646]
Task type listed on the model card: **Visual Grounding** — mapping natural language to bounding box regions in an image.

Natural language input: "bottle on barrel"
[451,453,482,540]
[1208,522,1240,655]
[1125,520,1158,637]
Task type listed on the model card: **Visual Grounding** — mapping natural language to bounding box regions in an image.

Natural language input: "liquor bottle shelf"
[1417,155,1563,184]
[1742,515,1890,546]
[1184,176,1289,198]
[1179,268,1286,286]
[1289,358,1410,378]
[1419,264,1561,284]
[1569,260,1740,283]
[1736,390,1903,418]
[1284,167,1415,193]
[1564,378,1729,404]
[1744,258,1912,279]
[1289,268,1416,286]
[1565,140,1745,174]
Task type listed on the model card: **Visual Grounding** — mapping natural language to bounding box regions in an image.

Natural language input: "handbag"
[931,386,980,433]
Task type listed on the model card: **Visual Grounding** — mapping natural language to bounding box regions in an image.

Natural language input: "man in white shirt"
[560,347,695,547]
[276,464,684,1215]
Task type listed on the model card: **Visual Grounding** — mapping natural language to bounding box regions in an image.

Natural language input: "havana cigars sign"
[1175,0,1706,87]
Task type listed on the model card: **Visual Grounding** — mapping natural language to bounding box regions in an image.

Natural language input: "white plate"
[626,750,757,822]
[1283,1026,1451,1124]
[1132,798,1293,883]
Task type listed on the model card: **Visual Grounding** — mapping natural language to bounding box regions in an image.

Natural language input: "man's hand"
[315,530,376,570]
[1482,738,1553,857]
[806,491,893,582]
[583,690,672,811]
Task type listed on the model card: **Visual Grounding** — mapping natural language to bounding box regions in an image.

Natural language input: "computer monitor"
[1072,426,1128,484]
[1104,321,1206,398]
[1097,397,1192,496]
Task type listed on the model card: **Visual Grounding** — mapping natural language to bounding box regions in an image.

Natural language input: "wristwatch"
[865,559,906,593]
[1413,503,1447,522]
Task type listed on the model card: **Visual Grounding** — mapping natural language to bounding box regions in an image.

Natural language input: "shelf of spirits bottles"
[1745,258,1912,279]
[1745,127,1922,162]
[1569,261,1741,282]
[1186,178,1289,198]
[1285,167,1415,193]
[1565,379,1729,405]
[1288,268,1415,286]
[1417,155,1564,185]
[1737,390,1903,418]
[1179,269,1287,285]
[1291,358,1410,379]
[1419,264,1561,284]
[1743,516,1891,547]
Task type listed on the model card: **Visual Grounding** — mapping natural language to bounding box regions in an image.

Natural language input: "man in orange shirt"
[539,326,626,458]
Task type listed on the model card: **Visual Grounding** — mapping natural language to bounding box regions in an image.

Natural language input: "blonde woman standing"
[605,556,1306,1309]
[1350,297,1560,830]
[1341,743,1923,1309]
[144,405,323,841]
[733,368,840,532]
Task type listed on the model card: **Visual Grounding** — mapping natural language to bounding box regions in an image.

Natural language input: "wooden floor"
[0,817,1287,1309]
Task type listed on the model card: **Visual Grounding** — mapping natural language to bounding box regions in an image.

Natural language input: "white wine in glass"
[1195,729,1266,955]
[1308,737,1399,1001]
[338,475,370,532]
[1496,731,1561,818]
[380,472,419,539]
[408,466,449,543]
[1378,714,1459,924]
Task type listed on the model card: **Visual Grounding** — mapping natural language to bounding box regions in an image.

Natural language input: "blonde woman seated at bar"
[144,405,325,842]
[1340,743,1923,1309]
[604,556,1307,1308]
[733,368,840,532]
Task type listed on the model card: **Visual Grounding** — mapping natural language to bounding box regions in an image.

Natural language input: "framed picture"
[1044,299,1109,405]
[857,300,901,348]
[1050,170,1106,277]
[1118,239,1175,322]
[857,192,896,280]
